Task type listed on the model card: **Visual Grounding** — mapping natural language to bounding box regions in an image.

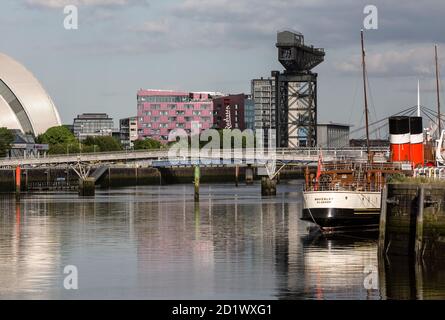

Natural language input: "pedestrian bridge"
[0,147,389,168]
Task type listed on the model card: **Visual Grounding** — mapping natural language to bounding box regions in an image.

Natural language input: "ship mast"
[435,44,441,135]
[361,29,371,162]
[417,80,421,117]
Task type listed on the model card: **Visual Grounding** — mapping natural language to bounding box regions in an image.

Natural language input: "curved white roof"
[0,53,61,135]
[0,94,22,130]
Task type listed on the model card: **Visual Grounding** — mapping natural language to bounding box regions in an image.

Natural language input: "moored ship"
[301,162,403,230]
[301,30,410,231]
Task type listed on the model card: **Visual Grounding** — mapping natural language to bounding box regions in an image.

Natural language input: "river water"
[0,181,444,299]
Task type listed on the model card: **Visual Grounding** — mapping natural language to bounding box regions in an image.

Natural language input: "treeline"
[1,126,258,158]
[37,126,162,155]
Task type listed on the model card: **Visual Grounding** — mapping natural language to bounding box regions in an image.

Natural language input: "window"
[160,123,168,128]
[168,104,177,109]
[160,111,168,116]
[151,104,161,109]
[176,110,185,115]
[193,111,201,116]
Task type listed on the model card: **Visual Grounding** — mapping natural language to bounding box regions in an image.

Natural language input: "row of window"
[139,110,212,117]
[137,96,190,103]
[140,118,212,127]
[137,103,212,110]
[140,128,199,136]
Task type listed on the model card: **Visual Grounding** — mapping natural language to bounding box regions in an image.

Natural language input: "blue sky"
[1,0,444,138]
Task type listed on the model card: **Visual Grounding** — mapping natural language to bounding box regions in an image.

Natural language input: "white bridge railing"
[0,147,389,168]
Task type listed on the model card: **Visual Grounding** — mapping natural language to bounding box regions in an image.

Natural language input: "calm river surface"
[1,181,444,299]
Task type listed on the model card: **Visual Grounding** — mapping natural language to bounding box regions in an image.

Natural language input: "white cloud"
[25,0,145,9]
[132,19,170,34]
[335,46,438,77]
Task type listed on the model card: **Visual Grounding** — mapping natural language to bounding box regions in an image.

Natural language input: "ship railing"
[413,167,445,179]
[304,184,383,192]
[320,162,404,172]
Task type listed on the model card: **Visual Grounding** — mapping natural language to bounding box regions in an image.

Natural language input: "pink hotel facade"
[137,89,219,142]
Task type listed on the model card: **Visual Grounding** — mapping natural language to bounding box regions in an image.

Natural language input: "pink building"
[137,89,218,142]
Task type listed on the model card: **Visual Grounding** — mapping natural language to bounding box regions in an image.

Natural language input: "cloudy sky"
[1,0,444,138]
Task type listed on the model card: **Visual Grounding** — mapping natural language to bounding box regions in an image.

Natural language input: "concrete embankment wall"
[0,170,14,192]
[98,167,162,188]
[1,168,80,192]
[0,165,307,192]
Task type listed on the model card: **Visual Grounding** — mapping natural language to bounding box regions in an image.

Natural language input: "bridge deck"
[0,147,389,168]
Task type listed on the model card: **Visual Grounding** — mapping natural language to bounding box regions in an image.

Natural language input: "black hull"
[301,208,380,228]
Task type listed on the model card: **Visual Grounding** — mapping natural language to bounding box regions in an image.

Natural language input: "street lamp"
[78,124,84,154]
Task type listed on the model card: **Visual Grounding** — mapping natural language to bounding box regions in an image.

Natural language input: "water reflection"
[379,255,445,300]
[0,198,62,298]
[0,182,444,299]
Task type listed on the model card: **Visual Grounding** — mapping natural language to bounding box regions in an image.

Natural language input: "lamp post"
[78,124,84,154]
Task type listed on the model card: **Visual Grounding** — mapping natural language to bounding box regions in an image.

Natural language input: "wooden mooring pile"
[379,183,445,259]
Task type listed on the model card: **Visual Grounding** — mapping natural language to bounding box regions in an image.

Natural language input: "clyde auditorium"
[0,53,61,136]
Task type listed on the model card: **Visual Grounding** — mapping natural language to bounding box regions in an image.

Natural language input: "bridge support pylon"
[261,176,277,196]
[79,177,95,197]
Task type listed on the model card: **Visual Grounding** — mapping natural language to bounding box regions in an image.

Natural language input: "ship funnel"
[409,116,424,168]
[389,116,410,162]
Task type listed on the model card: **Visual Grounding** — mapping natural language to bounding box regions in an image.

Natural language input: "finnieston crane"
[273,30,325,148]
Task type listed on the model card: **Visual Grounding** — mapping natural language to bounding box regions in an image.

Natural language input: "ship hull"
[302,190,381,228]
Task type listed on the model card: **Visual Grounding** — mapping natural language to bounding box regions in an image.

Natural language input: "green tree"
[37,126,77,145]
[0,127,14,157]
[37,126,80,155]
[83,136,122,152]
[49,143,80,155]
[134,138,162,150]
